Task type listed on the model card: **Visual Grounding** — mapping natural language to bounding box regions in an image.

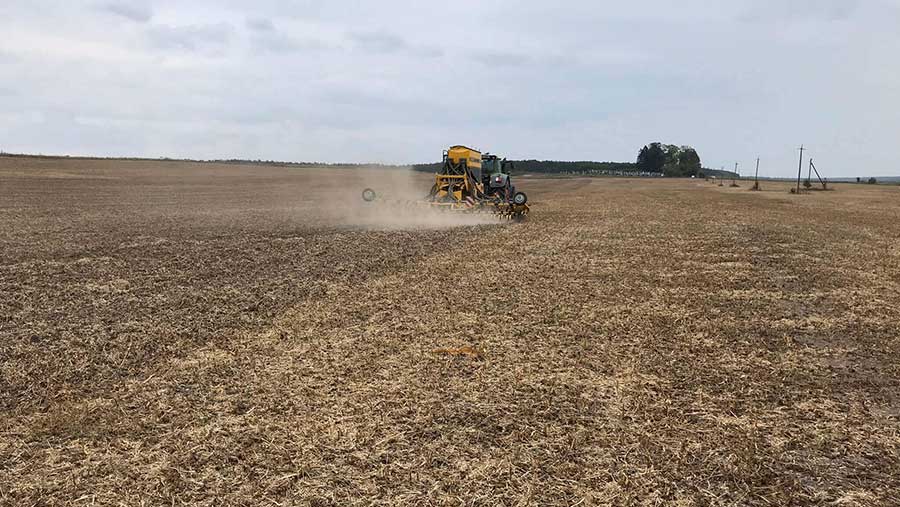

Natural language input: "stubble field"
[1,156,899,506]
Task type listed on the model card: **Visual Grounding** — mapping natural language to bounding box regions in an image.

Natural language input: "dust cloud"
[329,167,501,231]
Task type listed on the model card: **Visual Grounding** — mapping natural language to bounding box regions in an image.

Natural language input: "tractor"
[362,145,530,220]
[427,145,528,219]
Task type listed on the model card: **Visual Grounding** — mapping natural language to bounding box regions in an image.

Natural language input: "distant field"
[1,157,899,506]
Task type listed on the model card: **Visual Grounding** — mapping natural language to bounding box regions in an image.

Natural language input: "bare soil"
[1,157,899,506]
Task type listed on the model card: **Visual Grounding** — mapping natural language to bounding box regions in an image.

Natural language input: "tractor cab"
[481,154,514,177]
[482,153,527,205]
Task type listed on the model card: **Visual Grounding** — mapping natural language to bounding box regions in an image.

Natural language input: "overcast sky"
[1,0,899,176]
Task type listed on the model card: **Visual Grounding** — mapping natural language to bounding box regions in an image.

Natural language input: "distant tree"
[856,177,861,183]
[637,143,666,173]
[869,177,878,185]
[638,143,702,177]
[676,147,702,177]
[660,145,680,176]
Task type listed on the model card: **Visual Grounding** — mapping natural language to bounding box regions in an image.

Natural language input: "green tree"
[637,142,702,177]
[676,147,702,177]
[661,145,681,176]
[637,143,666,173]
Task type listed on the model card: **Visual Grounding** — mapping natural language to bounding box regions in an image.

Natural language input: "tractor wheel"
[362,188,377,202]
[513,191,528,205]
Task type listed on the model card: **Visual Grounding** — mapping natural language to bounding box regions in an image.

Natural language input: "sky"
[1,0,899,176]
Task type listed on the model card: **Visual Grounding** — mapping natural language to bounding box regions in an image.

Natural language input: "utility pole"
[796,145,805,194]
[754,157,760,190]
[735,162,739,177]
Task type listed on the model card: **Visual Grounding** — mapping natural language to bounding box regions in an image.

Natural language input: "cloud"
[244,18,331,54]
[250,33,329,54]
[738,0,859,23]
[99,1,152,23]
[346,30,442,58]
[472,50,532,67]
[146,23,235,53]
[246,17,275,32]
[349,30,407,54]
[414,46,444,58]
[0,50,18,64]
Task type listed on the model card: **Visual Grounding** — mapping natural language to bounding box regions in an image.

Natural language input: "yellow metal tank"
[447,145,482,170]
